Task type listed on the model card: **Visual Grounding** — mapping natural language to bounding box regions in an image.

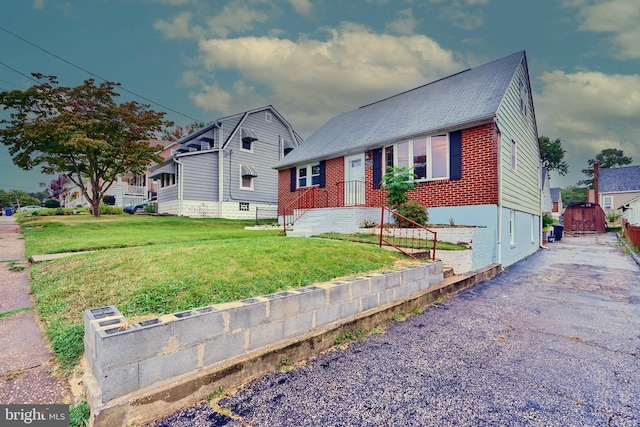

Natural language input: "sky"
[1,0,639,194]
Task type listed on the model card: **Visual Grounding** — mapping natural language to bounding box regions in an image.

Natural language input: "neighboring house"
[550,187,563,218]
[619,194,640,226]
[276,51,541,268]
[61,139,170,209]
[150,105,302,219]
[542,168,552,214]
[597,165,640,215]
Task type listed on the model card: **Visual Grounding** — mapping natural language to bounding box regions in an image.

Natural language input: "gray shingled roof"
[599,165,640,193]
[275,51,525,169]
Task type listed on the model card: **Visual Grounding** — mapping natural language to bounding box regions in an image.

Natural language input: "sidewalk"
[0,215,71,404]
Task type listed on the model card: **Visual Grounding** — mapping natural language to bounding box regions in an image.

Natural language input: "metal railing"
[281,186,329,231]
[379,206,438,261]
[255,206,278,225]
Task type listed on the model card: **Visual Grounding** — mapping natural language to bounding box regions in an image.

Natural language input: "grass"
[69,399,90,427]
[17,215,281,257]
[24,216,413,373]
[315,232,468,251]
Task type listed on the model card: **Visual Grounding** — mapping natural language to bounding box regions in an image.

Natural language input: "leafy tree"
[28,191,49,202]
[578,148,632,188]
[0,75,171,217]
[0,189,41,208]
[49,174,71,200]
[162,121,206,141]
[561,185,587,205]
[538,136,568,176]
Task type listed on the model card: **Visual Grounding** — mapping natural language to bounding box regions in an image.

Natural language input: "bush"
[542,213,554,230]
[394,200,428,227]
[43,199,60,208]
[99,204,123,215]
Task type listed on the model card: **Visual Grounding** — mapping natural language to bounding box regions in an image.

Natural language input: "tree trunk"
[91,198,101,217]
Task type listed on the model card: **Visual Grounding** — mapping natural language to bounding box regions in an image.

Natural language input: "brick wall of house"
[366,123,499,207]
[279,123,499,214]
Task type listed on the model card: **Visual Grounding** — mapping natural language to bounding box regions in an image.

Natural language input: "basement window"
[239,202,250,211]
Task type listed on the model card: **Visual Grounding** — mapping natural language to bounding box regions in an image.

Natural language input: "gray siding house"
[151,106,302,219]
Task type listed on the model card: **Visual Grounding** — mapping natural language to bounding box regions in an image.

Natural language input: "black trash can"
[553,224,563,241]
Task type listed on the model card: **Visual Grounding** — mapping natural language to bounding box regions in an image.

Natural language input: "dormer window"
[241,128,257,151]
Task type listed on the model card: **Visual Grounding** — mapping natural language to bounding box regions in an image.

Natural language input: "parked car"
[19,205,44,212]
[124,199,155,214]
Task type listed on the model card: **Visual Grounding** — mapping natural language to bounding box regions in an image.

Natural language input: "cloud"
[32,0,45,10]
[568,0,640,59]
[428,0,487,30]
[535,69,640,185]
[154,11,205,39]
[288,0,313,16]
[386,8,419,35]
[191,23,462,135]
[154,1,272,40]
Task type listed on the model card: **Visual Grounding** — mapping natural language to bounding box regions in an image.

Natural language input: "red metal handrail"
[281,186,328,232]
[379,206,438,261]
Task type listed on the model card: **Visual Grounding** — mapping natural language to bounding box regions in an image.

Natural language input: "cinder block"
[170,309,226,348]
[202,332,246,366]
[94,322,172,370]
[268,292,300,321]
[284,312,314,337]
[138,345,200,389]
[401,266,426,284]
[379,289,395,306]
[328,282,351,305]
[248,320,284,350]
[227,300,268,330]
[384,271,403,288]
[339,299,360,320]
[95,362,139,403]
[361,293,380,312]
[84,307,123,363]
[297,287,327,312]
[368,274,388,292]
[350,278,370,298]
[394,280,421,299]
[315,304,340,327]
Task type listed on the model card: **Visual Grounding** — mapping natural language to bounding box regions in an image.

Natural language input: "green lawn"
[22,215,415,372]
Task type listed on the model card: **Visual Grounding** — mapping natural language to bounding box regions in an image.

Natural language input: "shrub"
[395,200,428,227]
[99,204,123,215]
[542,213,554,231]
[43,199,60,208]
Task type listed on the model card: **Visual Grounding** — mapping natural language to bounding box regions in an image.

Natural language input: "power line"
[0,25,204,123]
[0,60,40,84]
[0,77,25,89]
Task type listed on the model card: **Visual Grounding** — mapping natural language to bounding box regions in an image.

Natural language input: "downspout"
[217,122,224,216]
[174,156,184,216]
[495,118,503,265]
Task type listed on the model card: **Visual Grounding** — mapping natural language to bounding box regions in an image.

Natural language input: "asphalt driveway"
[151,233,640,427]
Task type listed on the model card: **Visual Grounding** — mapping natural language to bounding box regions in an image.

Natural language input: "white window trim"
[265,112,272,123]
[240,140,254,153]
[603,196,613,210]
[297,163,320,188]
[239,167,255,191]
[159,174,176,189]
[384,134,450,181]
[239,202,250,211]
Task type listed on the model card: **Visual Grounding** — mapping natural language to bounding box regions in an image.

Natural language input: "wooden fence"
[627,224,640,250]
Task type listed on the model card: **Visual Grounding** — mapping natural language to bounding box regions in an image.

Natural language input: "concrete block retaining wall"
[84,262,443,406]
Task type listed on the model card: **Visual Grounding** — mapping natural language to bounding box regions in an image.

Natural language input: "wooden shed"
[563,201,606,232]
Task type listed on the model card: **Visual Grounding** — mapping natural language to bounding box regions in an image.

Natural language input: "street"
[151,233,640,427]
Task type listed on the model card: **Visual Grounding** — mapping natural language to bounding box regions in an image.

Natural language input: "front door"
[344,153,365,206]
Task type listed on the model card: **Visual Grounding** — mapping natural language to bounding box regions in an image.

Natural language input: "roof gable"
[599,165,640,193]
[276,51,526,169]
[550,187,561,202]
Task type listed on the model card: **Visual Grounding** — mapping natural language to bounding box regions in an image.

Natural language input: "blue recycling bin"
[5,208,12,216]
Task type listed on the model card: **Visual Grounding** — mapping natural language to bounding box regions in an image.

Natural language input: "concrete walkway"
[0,215,71,404]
